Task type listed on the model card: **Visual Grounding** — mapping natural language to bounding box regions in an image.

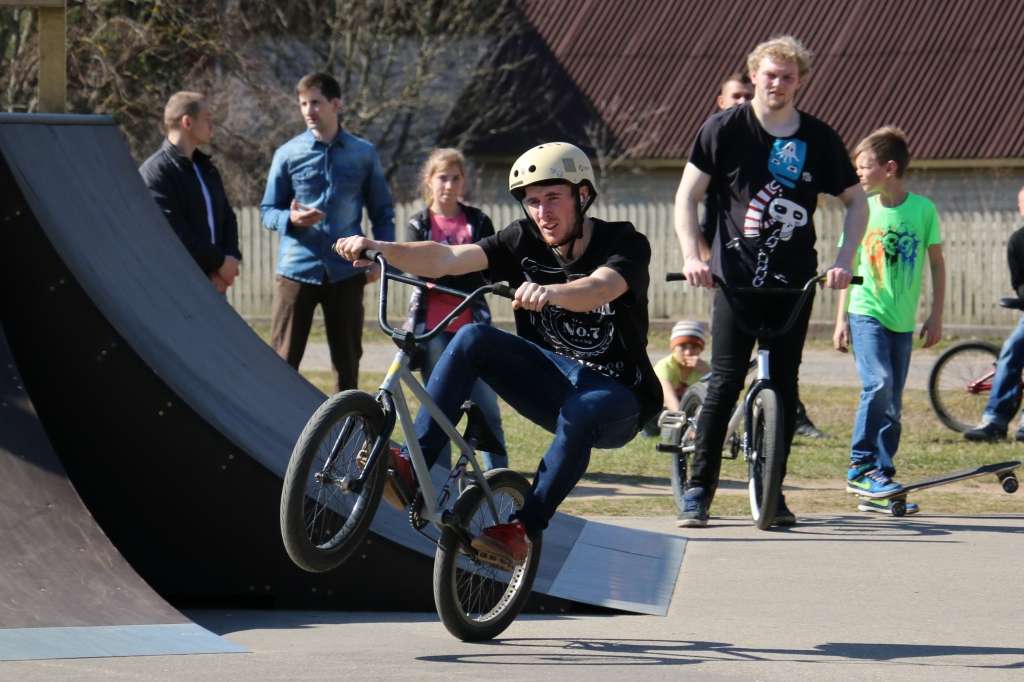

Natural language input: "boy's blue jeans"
[849,313,913,476]
[421,330,507,470]
[982,315,1024,429]
[414,324,641,535]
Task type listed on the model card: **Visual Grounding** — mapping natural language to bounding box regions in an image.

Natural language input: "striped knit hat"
[671,320,707,350]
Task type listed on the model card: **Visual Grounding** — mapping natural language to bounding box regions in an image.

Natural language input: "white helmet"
[508,142,598,200]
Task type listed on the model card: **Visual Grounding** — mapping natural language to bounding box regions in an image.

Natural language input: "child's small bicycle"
[927,296,1024,432]
[660,271,861,529]
[279,252,540,641]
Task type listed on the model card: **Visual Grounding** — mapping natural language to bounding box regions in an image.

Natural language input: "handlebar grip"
[491,283,515,299]
[851,275,863,285]
[666,272,686,282]
[361,249,380,260]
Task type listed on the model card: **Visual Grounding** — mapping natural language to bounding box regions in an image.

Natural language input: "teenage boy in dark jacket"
[140,91,241,293]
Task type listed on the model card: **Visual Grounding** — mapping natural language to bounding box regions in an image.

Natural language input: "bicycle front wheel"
[280,390,387,573]
[928,341,1005,433]
[747,388,785,530]
[670,383,706,514]
[433,468,542,641]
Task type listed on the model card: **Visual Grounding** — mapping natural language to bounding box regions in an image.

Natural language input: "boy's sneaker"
[964,422,1007,442]
[846,466,902,498]
[676,486,709,528]
[858,497,920,515]
[1016,429,1024,443]
[471,520,530,570]
[772,494,797,526]
[381,446,417,511]
[794,401,827,439]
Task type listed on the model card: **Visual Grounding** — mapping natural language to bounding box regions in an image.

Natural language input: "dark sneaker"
[470,520,530,570]
[795,402,827,439]
[964,422,1007,442]
[846,467,902,498]
[772,494,797,526]
[858,497,920,515]
[677,486,709,528]
[381,446,416,511]
[1015,429,1024,443]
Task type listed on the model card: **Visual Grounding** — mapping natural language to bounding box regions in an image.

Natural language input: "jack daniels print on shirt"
[690,103,858,289]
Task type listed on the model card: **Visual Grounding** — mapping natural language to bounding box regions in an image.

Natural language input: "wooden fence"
[227,202,1022,333]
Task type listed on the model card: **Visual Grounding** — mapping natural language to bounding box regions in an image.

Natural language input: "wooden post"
[0,0,67,112]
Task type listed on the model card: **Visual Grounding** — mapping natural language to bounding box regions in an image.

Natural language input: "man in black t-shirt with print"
[336,142,660,565]
[674,35,868,528]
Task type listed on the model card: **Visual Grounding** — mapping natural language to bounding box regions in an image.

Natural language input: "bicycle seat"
[999,297,1024,310]
[460,401,507,458]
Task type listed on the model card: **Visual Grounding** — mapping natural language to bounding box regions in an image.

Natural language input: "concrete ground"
[5,514,1023,681]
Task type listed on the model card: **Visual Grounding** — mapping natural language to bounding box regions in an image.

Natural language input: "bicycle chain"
[408,491,428,530]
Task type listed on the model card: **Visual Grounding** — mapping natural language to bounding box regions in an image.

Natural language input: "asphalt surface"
[6,514,1023,680]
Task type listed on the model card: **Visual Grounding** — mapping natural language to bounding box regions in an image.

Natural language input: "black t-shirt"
[689,103,858,288]
[477,218,662,426]
[1007,225,1024,299]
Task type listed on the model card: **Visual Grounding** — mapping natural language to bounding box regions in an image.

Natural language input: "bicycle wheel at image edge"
[433,468,542,641]
[280,390,387,573]
[928,341,1011,433]
[670,383,706,514]
[747,388,785,530]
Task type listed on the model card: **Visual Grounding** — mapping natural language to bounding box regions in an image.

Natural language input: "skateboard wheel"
[890,500,907,517]
[1001,475,1019,494]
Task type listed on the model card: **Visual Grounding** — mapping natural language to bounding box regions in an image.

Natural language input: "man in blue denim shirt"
[261,72,395,392]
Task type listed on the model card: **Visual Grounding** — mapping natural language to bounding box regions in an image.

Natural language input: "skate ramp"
[0,113,684,617]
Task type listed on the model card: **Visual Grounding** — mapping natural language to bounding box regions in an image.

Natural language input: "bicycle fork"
[741,350,772,459]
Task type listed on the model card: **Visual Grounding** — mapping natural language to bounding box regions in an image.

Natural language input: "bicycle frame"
[740,349,773,461]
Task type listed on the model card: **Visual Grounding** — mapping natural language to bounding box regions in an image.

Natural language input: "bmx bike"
[659,272,861,529]
[928,296,1024,432]
[279,252,540,641]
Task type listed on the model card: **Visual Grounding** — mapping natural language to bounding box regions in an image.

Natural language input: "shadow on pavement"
[688,514,1024,542]
[419,637,1024,669]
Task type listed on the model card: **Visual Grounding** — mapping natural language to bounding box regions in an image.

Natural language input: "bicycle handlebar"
[366,250,514,348]
[664,271,863,339]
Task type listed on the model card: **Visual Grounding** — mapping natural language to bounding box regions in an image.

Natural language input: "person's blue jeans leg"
[420,331,508,469]
[413,324,639,535]
[879,325,913,476]
[849,314,897,473]
[983,315,1024,429]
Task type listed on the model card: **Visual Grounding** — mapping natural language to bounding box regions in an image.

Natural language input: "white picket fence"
[227,201,1022,333]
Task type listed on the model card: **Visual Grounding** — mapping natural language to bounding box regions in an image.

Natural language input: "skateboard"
[855,460,1021,517]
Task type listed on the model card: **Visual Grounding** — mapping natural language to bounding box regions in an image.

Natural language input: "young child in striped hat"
[655,320,711,413]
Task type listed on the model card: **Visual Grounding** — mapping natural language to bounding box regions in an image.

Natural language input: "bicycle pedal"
[474,548,516,572]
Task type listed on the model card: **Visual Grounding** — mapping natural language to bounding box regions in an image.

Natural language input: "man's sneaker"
[858,497,920,515]
[964,422,1007,442]
[1016,429,1024,443]
[677,486,709,528]
[794,401,828,439]
[470,520,530,570]
[381,446,416,511]
[772,494,797,526]
[846,467,902,498]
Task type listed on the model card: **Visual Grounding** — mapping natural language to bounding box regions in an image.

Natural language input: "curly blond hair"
[747,35,813,79]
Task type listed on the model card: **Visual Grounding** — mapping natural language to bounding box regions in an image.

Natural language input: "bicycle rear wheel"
[433,468,541,641]
[280,390,386,573]
[747,388,785,530]
[670,383,706,514]
[928,341,1007,433]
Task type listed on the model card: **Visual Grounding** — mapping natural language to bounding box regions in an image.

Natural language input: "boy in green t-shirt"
[833,126,945,514]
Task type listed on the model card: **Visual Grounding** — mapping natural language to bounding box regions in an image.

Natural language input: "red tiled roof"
[476,0,1024,161]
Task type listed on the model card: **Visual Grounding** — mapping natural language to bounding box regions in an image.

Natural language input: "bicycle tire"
[747,388,785,530]
[927,341,1010,433]
[280,390,387,573]
[670,383,706,514]
[433,468,541,641]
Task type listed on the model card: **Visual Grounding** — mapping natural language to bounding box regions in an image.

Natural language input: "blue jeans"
[982,315,1024,428]
[415,324,641,535]
[849,314,913,475]
[421,330,507,469]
